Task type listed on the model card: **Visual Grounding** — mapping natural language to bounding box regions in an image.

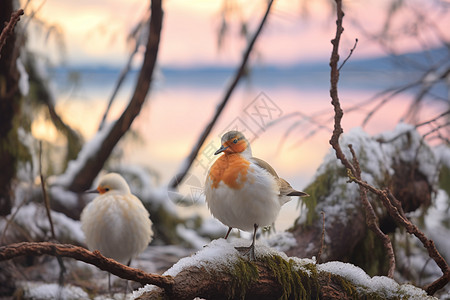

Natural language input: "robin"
[81,173,153,291]
[205,131,308,260]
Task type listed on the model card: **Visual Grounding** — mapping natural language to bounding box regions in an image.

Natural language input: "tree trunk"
[0,1,23,216]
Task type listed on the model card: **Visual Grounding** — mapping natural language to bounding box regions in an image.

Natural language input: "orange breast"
[209,154,250,190]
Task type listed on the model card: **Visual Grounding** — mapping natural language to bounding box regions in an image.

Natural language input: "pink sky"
[25,0,450,68]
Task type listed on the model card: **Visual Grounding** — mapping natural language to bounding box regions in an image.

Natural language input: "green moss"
[260,254,319,300]
[335,275,358,298]
[229,257,259,299]
[351,229,389,277]
[298,164,348,226]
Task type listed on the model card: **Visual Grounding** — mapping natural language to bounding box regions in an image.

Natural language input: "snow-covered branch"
[134,240,435,300]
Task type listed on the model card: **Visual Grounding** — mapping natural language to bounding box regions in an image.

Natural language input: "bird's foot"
[235,245,256,261]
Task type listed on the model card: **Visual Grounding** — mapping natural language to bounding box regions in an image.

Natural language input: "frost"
[19,281,89,299]
[318,261,435,299]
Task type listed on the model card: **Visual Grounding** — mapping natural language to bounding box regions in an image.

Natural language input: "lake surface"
[40,57,448,230]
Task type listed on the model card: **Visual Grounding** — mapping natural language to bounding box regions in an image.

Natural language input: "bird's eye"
[233,139,238,144]
[105,188,110,192]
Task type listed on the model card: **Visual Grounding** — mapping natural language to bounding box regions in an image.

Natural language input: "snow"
[51,121,116,188]
[17,58,30,96]
[133,238,434,299]
[49,185,80,210]
[434,144,450,169]
[375,123,437,184]
[132,238,314,299]
[425,190,450,260]
[2,202,84,243]
[176,224,210,249]
[318,261,435,299]
[263,231,298,252]
[300,123,439,228]
[109,165,179,215]
[197,217,227,237]
[19,281,89,299]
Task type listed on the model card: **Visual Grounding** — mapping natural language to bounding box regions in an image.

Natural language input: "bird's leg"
[235,224,258,260]
[123,259,132,295]
[224,227,233,239]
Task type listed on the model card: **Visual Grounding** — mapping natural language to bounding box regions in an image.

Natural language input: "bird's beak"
[214,145,228,155]
[85,188,99,194]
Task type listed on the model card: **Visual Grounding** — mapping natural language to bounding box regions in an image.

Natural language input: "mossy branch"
[135,249,434,300]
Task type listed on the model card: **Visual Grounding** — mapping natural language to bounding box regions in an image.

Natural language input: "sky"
[24,0,450,231]
[25,0,450,68]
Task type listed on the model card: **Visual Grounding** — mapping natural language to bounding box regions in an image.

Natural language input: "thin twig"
[39,141,67,288]
[338,38,358,71]
[168,0,275,189]
[98,16,148,131]
[39,141,56,239]
[0,9,24,57]
[316,211,326,264]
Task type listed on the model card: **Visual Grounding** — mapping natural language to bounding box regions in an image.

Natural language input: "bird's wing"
[251,157,279,178]
[278,178,309,197]
[251,157,309,197]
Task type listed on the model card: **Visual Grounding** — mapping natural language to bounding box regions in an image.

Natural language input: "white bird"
[205,131,308,260]
[80,173,153,291]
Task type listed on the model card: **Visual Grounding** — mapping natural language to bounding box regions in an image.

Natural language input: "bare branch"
[328,0,357,177]
[347,177,450,295]
[348,144,395,278]
[98,15,149,131]
[328,0,395,279]
[0,242,174,289]
[316,211,325,264]
[338,38,358,71]
[169,0,275,189]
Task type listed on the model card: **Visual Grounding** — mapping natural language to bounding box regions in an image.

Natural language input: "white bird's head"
[89,173,131,195]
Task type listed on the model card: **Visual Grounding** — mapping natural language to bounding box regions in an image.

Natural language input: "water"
[42,59,448,230]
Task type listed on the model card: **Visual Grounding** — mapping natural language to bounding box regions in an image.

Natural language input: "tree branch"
[0,242,174,289]
[348,144,395,278]
[67,0,163,192]
[328,0,396,279]
[168,0,275,189]
[0,9,24,57]
[347,177,450,295]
